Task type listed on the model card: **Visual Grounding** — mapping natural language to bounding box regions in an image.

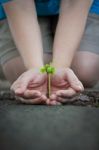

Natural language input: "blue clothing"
[0,0,12,20]
[36,0,99,15]
[35,0,60,16]
[0,0,11,3]
[90,0,99,14]
[0,5,5,20]
[0,0,99,20]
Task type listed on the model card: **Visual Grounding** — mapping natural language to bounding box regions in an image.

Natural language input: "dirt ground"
[0,96,99,150]
[0,90,99,107]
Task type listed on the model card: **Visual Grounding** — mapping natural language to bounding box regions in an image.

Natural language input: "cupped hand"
[11,68,47,104]
[48,68,84,104]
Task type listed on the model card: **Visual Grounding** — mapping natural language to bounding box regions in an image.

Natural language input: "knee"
[73,67,98,88]
[72,60,99,88]
[2,57,26,83]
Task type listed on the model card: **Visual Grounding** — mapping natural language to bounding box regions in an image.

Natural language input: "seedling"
[40,64,55,98]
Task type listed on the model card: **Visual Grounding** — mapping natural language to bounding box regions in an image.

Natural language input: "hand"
[48,68,84,105]
[11,68,47,104]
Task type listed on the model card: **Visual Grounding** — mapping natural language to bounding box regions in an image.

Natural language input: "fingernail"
[51,101,57,105]
[56,93,61,96]
[15,89,23,94]
[15,89,20,93]
[35,93,41,96]
[50,94,56,99]
[56,102,62,105]
[77,86,83,91]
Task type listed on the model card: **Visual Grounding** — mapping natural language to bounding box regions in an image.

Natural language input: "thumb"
[65,68,84,92]
[15,78,31,95]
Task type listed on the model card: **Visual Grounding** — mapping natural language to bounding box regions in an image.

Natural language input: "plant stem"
[48,73,51,98]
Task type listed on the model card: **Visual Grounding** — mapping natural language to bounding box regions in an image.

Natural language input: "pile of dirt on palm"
[0,90,99,107]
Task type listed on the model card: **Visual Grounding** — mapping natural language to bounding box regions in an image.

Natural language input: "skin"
[52,0,93,68]
[3,0,93,105]
[50,0,93,103]
[48,68,84,104]
[4,0,47,104]
[11,69,47,104]
[4,0,44,69]
[72,51,99,88]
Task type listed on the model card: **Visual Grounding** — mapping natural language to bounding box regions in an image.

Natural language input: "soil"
[0,90,99,150]
[0,90,99,107]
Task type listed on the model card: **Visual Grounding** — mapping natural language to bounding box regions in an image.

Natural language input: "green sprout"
[40,64,55,98]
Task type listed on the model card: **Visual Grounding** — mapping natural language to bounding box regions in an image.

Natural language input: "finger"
[41,95,48,101]
[16,96,45,105]
[46,100,61,106]
[65,68,84,92]
[56,88,76,97]
[57,96,74,103]
[14,81,30,94]
[57,97,69,103]
[16,89,41,99]
[11,74,33,94]
[46,99,50,105]
[11,81,28,94]
[10,81,20,92]
[49,94,57,101]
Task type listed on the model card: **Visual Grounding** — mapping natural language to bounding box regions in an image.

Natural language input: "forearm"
[52,0,93,68]
[4,0,43,69]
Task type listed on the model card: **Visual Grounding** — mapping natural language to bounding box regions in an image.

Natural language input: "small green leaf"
[40,64,55,74]
[40,67,46,73]
[46,66,53,73]
[51,67,55,74]
[45,64,50,69]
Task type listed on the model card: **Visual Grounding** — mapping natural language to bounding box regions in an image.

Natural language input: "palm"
[28,73,47,96]
[51,71,70,95]
[11,69,47,104]
[50,68,84,103]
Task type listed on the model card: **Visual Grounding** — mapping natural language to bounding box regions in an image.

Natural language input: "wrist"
[51,61,70,70]
[25,61,44,70]
[52,54,72,69]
